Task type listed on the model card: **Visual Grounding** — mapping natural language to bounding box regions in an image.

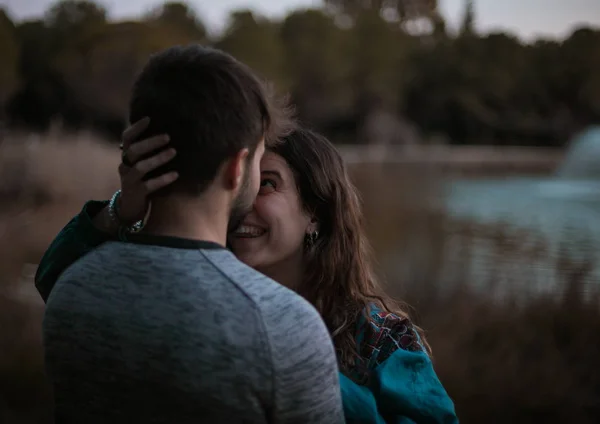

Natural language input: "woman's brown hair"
[269,127,431,374]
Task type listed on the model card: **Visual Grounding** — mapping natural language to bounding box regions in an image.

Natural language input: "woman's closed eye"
[259,178,276,194]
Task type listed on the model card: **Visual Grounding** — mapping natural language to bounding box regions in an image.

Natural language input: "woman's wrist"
[91,205,120,236]
[87,191,143,237]
[107,190,146,234]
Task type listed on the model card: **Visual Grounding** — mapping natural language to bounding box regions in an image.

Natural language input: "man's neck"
[141,193,229,246]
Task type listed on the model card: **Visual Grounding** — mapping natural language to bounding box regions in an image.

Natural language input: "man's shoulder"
[200,250,322,324]
[201,250,311,300]
[57,241,203,280]
[59,242,322,328]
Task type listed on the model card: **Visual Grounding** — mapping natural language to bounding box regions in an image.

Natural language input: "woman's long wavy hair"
[269,127,431,373]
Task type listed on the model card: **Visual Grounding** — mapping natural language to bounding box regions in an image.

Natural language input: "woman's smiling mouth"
[233,224,267,238]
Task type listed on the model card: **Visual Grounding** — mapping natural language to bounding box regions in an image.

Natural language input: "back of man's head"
[129,45,274,195]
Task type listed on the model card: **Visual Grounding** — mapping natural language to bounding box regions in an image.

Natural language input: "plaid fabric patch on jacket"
[349,306,422,384]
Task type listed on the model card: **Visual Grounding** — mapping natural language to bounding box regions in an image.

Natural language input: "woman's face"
[228,152,314,271]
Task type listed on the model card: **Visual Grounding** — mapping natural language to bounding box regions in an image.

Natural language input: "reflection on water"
[444,126,600,298]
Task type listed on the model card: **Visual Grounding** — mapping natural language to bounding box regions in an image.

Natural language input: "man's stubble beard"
[227,166,255,235]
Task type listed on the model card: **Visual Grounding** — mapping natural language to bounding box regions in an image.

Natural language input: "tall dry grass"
[0,131,119,423]
[1,133,599,423]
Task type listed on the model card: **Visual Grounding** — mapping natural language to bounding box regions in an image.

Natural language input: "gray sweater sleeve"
[262,296,345,424]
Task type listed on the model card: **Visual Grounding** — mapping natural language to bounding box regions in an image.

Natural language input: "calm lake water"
[442,127,600,299]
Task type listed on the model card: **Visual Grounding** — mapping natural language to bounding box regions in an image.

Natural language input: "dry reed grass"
[0,131,119,423]
[0,133,598,423]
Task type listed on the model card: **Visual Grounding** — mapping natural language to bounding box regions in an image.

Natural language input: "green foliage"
[2,0,600,145]
[53,20,202,119]
[45,0,106,42]
[146,2,207,41]
[216,10,286,88]
[324,0,440,23]
[279,9,352,122]
[0,8,19,112]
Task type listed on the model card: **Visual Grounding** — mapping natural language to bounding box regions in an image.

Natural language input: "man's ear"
[224,148,249,191]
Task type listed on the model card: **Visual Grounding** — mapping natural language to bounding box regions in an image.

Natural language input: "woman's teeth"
[235,225,266,237]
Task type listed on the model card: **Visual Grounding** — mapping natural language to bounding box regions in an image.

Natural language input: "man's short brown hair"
[129,45,286,195]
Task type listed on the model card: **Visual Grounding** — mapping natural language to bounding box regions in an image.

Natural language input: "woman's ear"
[306,217,319,235]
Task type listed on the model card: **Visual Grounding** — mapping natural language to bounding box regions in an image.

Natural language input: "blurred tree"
[459,0,474,37]
[561,28,600,125]
[280,9,349,125]
[216,10,286,89]
[322,0,439,143]
[146,2,207,41]
[0,9,19,120]
[45,0,106,41]
[52,18,202,137]
[14,21,55,80]
[349,10,413,105]
[3,0,600,146]
[8,18,68,131]
[324,0,444,35]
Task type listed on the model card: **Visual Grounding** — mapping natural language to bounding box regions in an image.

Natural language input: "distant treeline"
[0,0,599,146]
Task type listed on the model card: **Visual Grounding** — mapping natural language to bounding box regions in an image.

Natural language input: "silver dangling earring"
[304,230,319,249]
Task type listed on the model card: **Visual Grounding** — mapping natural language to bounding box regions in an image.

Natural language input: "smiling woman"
[230,152,316,290]
[242,130,442,381]
[34,124,458,423]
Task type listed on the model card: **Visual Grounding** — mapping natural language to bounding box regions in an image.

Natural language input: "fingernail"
[164,135,170,142]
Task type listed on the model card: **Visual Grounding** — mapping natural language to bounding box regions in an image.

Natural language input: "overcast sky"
[3,0,600,40]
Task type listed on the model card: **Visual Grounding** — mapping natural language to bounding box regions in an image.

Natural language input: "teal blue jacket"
[35,201,459,424]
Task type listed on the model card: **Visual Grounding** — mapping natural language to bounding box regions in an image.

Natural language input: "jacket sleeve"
[34,200,111,303]
[352,307,459,424]
[370,348,459,424]
[340,372,387,424]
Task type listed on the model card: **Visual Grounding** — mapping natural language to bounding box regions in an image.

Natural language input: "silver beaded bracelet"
[108,190,145,233]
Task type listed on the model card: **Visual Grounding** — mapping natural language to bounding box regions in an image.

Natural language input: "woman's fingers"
[126,134,171,164]
[144,172,179,193]
[134,148,176,175]
[121,117,150,150]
